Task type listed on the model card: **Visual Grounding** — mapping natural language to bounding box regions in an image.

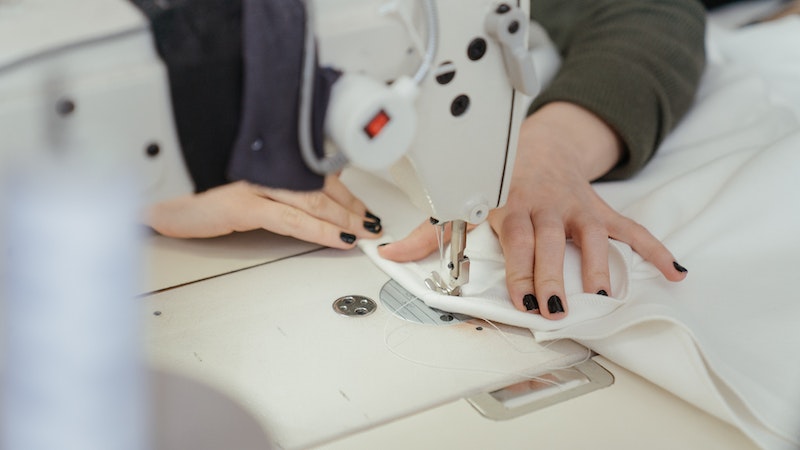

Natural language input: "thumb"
[377,219,449,262]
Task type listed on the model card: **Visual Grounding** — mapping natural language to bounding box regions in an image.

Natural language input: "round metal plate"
[332,295,377,317]
[379,279,471,325]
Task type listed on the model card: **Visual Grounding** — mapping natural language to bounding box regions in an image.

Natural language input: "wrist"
[521,102,623,181]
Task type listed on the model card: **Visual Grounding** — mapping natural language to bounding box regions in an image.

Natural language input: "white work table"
[141,170,760,450]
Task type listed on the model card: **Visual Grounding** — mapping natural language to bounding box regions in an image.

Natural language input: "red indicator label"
[364,110,390,139]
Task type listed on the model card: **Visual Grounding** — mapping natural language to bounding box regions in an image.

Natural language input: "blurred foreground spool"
[0,163,148,450]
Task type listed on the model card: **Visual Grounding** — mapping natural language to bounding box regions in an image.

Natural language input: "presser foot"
[425,270,464,296]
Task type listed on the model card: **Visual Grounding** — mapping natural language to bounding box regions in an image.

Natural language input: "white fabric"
[359,19,800,450]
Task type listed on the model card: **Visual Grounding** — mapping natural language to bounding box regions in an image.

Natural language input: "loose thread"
[382,291,592,387]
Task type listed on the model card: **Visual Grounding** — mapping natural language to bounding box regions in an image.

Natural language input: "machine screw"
[55,98,75,116]
[436,61,457,85]
[333,295,377,317]
[450,95,470,117]
[146,143,160,157]
[467,38,487,61]
[436,71,455,84]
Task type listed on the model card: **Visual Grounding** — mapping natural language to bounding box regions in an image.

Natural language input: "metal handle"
[466,358,614,420]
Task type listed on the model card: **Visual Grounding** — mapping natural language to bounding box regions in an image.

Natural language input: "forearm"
[519,102,621,182]
[530,0,707,180]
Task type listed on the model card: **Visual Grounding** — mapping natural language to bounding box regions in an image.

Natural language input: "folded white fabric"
[361,226,630,331]
[358,21,800,450]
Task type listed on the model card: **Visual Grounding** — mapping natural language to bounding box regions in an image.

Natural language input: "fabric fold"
[357,20,800,449]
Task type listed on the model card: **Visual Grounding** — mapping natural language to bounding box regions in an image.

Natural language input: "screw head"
[450,95,470,117]
[467,38,487,61]
[146,143,160,157]
[55,98,75,116]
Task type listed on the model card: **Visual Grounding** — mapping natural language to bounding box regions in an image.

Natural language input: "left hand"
[146,175,382,248]
[379,102,688,320]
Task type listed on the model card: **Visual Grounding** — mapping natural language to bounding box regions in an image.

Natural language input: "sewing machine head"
[314,0,538,294]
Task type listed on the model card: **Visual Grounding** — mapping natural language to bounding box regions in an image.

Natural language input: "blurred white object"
[1,162,148,450]
[0,0,193,205]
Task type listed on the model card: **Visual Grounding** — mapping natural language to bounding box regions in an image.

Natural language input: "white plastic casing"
[325,74,418,171]
[317,0,530,224]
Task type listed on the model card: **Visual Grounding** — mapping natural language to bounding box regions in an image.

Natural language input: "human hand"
[379,102,687,320]
[146,175,382,248]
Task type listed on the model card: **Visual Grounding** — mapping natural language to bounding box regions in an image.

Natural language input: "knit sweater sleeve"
[530,0,706,180]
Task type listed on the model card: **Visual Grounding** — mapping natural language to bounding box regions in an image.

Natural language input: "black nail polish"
[547,295,565,314]
[429,217,440,225]
[365,210,381,223]
[364,220,382,234]
[523,294,539,311]
[378,242,389,247]
[340,232,356,244]
[673,261,688,273]
[597,290,608,296]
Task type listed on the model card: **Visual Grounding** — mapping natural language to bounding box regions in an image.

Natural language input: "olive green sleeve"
[529,0,707,180]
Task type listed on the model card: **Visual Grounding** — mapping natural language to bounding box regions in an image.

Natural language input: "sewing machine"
[0,0,761,449]
[312,0,538,295]
[0,0,535,297]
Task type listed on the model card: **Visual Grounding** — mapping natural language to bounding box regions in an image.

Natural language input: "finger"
[378,219,447,262]
[532,213,568,319]
[490,211,538,313]
[146,195,236,238]
[571,215,612,296]
[322,175,372,218]
[610,218,688,282]
[256,185,382,238]
[249,199,359,249]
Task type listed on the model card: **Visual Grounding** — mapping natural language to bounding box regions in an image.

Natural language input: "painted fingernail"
[523,294,539,311]
[378,242,389,247]
[597,290,608,296]
[365,210,381,223]
[340,232,356,244]
[547,295,565,314]
[673,261,688,273]
[363,220,382,234]
[429,217,440,225]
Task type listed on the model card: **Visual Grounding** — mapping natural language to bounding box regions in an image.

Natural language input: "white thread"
[381,290,593,387]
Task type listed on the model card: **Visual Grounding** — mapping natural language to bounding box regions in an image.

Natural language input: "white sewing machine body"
[315,0,530,225]
[0,1,764,449]
[0,0,529,222]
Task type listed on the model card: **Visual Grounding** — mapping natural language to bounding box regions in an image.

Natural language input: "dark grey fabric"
[130,0,244,193]
[130,0,338,192]
[227,0,338,191]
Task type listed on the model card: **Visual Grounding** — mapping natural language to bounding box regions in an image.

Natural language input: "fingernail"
[363,220,382,234]
[340,232,356,244]
[597,290,608,296]
[365,210,381,223]
[673,261,688,273]
[547,295,565,314]
[378,242,389,247]
[523,293,539,311]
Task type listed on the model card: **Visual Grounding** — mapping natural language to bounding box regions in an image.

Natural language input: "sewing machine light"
[364,110,390,139]
[325,74,418,171]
